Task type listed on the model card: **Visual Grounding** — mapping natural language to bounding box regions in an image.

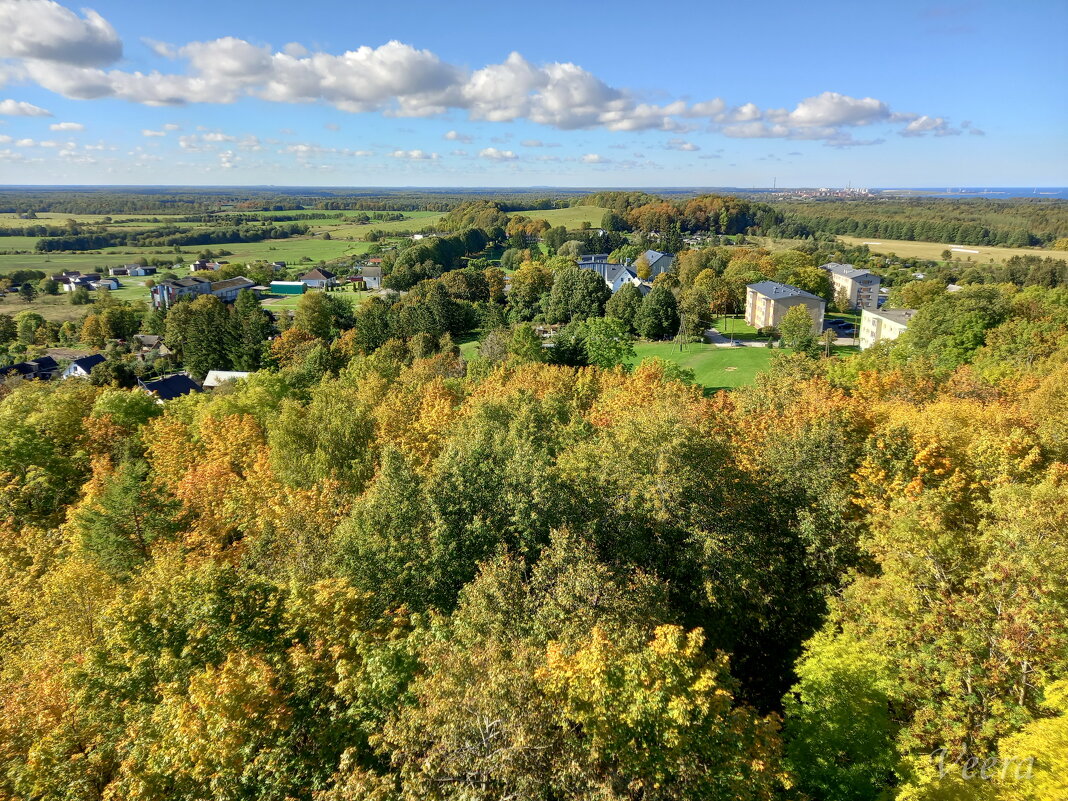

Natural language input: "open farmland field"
[0,235,388,277]
[511,206,608,229]
[835,235,1046,263]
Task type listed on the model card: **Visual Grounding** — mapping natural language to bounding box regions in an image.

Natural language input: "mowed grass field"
[511,206,608,229]
[627,341,780,390]
[260,289,370,311]
[836,235,1046,263]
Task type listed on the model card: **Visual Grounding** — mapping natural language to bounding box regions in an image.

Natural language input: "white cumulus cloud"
[479,146,517,160]
[0,0,122,66]
[49,120,83,130]
[391,149,438,160]
[0,98,51,116]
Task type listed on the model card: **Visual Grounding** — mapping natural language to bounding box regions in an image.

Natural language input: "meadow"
[835,235,1042,263]
[511,205,608,229]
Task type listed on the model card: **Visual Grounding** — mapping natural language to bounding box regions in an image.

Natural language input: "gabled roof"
[140,373,202,400]
[362,266,382,278]
[301,268,336,281]
[821,262,875,280]
[69,354,105,373]
[747,280,825,303]
[643,249,673,264]
[2,355,59,377]
[577,253,611,264]
[605,264,637,284]
[134,334,162,348]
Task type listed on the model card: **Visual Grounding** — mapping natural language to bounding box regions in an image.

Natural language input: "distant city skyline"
[0,0,1065,187]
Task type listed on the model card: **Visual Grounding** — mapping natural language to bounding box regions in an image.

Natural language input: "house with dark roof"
[129,264,156,277]
[138,373,202,402]
[61,353,106,379]
[150,276,213,309]
[745,281,826,333]
[577,253,612,268]
[300,267,337,288]
[2,355,59,381]
[820,262,881,310]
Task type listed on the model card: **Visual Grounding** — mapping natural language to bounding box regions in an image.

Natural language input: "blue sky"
[0,0,1064,187]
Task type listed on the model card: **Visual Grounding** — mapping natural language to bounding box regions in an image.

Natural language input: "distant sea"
[873,187,1067,199]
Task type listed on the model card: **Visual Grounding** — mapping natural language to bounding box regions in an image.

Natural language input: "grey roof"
[747,280,825,303]
[577,253,611,264]
[821,262,874,280]
[362,266,382,278]
[605,264,637,284]
[301,267,336,281]
[161,276,211,289]
[134,334,162,347]
[140,373,202,400]
[868,307,917,325]
[210,276,255,292]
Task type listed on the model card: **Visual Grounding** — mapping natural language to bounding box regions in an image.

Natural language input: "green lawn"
[509,206,608,230]
[627,341,780,390]
[708,314,766,341]
[260,288,370,311]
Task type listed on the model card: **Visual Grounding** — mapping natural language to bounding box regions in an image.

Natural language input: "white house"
[858,308,917,349]
[300,268,338,288]
[61,354,105,379]
[362,266,382,290]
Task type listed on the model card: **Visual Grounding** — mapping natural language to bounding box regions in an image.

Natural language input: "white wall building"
[858,307,918,349]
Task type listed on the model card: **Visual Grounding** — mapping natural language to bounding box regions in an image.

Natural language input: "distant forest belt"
[775,198,1068,245]
[33,223,309,252]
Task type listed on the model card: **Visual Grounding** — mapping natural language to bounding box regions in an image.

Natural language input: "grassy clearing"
[510,206,608,229]
[0,293,90,323]
[627,341,779,390]
[259,289,370,311]
[836,235,1043,263]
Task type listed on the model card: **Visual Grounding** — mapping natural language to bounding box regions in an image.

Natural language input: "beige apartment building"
[821,262,881,310]
[858,307,917,349]
[745,281,826,333]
